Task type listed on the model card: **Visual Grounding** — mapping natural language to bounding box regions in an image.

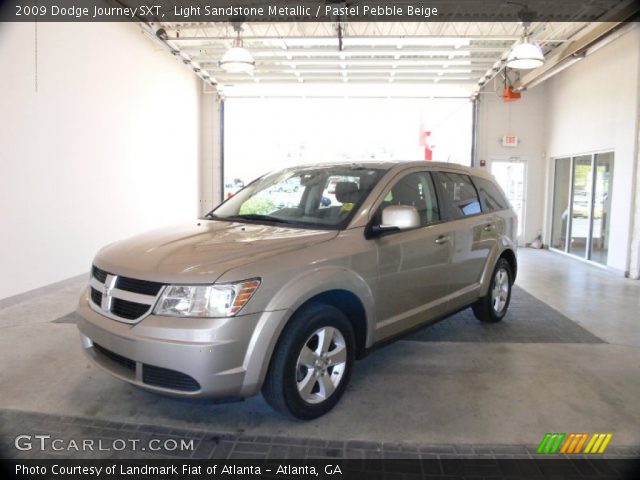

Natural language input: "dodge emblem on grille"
[101,274,118,313]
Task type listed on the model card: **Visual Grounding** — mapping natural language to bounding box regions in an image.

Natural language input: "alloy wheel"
[295,326,347,404]
[491,268,510,313]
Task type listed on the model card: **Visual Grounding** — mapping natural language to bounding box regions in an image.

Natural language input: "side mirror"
[369,205,420,237]
[382,205,420,229]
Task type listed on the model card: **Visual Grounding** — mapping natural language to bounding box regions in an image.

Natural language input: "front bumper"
[76,289,287,399]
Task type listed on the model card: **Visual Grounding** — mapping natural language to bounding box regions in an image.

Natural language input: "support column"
[199,89,222,216]
[628,123,640,279]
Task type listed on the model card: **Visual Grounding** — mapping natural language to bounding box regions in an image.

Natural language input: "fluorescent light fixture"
[507,36,544,69]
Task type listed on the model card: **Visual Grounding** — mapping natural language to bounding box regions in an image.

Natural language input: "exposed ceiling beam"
[216,78,476,84]
[200,59,496,66]
[183,47,512,56]
[215,73,476,79]
[214,67,484,74]
[168,35,528,42]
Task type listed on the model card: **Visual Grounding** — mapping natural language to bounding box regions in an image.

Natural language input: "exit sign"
[503,135,518,147]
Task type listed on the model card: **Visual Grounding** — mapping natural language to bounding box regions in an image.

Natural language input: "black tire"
[262,303,355,420]
[472,258,513,323]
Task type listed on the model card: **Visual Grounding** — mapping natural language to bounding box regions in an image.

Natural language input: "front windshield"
[208,165,387,229]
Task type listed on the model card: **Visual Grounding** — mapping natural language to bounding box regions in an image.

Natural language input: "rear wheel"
[472,258,513,323]
[262,303,355,420]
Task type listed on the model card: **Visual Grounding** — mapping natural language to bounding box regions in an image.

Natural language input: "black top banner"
[1,0,639,22]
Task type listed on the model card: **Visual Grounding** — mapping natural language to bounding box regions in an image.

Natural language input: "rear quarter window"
[432,171,482,220]
[472,176,509,212]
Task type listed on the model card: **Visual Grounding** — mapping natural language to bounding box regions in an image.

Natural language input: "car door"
[370,170,454,341]
[431,171,496,310]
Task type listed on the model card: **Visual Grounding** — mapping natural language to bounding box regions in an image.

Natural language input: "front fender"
[238,266,375,396]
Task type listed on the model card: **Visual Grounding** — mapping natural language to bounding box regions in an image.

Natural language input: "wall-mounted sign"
[502,135,518,147]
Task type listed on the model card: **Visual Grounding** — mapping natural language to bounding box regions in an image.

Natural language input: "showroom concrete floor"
[1,249,639,459]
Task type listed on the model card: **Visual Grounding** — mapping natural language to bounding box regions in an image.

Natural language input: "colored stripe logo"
[537,433,613,454]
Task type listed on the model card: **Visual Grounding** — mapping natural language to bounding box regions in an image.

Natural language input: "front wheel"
[472,258,513,323]
[262,303,355,420]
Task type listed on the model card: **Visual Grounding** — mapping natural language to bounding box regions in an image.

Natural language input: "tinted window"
[375,171,439,227]
[432,172,481,219]
[472,175,509,212]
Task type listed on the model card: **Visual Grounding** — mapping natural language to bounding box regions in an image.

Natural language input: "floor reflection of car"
[77,161,517,420]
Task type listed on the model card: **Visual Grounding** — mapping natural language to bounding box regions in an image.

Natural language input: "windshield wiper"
[228,214,295,224]
[203,212,219,219]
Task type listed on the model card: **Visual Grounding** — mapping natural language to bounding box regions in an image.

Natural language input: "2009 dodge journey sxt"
[77,161,517,419]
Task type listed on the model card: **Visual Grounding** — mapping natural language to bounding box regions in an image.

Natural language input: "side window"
[472,176,509,212]
[432,172,481,219]
[375,172,440,227]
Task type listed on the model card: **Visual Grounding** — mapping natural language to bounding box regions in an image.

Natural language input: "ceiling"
[150,21,599,98]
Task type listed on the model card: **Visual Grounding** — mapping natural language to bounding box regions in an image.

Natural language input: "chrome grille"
[115,277,163,296]
[92,265,108,283]
[90,288,102,306]
[88,265,164,324]
[111,298,151,320]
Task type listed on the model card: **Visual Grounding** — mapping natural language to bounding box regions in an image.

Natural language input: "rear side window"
[432,172,481,219]
[472,176,509,212]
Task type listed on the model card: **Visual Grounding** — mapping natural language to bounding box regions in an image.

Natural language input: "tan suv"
[77,161,517,419]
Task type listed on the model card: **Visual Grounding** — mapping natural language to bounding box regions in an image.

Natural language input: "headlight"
[153,279,261,318]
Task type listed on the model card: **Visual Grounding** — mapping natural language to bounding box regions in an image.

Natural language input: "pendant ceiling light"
[507,15,544,70]
[220,22,255,73]
[507,34,544,69]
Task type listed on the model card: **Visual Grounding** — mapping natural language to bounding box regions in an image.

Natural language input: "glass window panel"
[568,155,593,258]
[490,161,525,238]
[551,158,571,251]
[589,153,614,265]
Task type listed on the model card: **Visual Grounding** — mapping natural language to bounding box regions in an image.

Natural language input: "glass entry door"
[491,157,526,244]
[550,152,614,265]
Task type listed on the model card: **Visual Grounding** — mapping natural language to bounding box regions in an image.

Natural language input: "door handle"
[483,224,495,232]
[435,235,450,245]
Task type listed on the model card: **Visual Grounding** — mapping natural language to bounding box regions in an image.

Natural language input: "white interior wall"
[475,82,549,246]
[199,91,222,215]
[0,22,202,300]
[545,25,640,276]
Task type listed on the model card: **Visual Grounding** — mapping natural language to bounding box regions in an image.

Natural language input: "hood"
[94,220,338,284]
